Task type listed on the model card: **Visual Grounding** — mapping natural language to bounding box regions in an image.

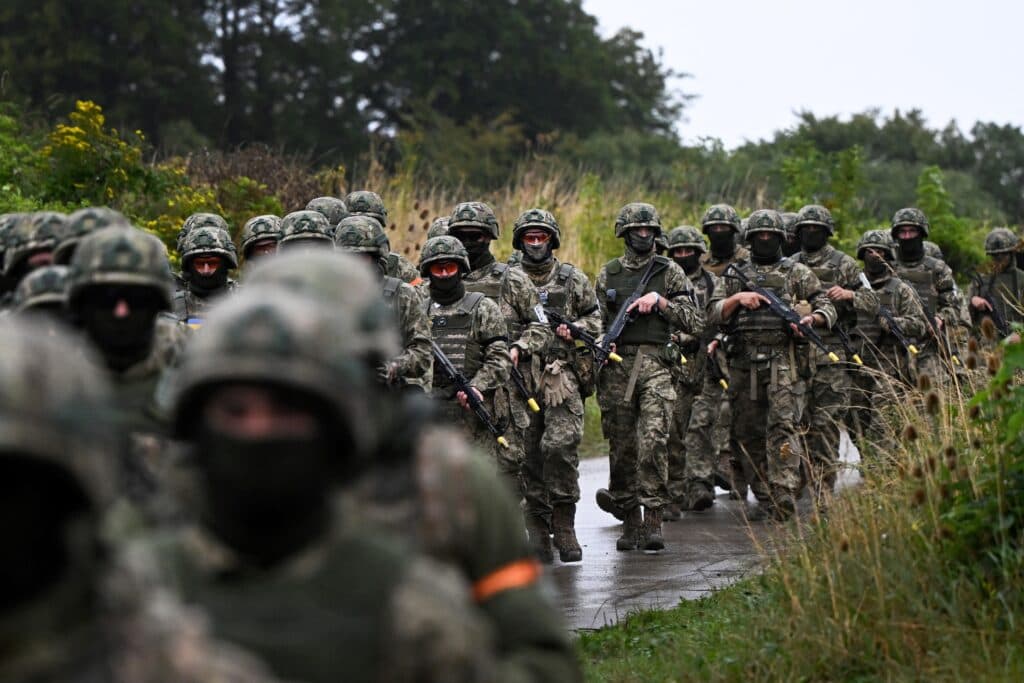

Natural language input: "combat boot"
[595,488,625,521]
[526,514,554,564]
[616,506,642,551]
[552,504,582,562]
[685,482,714,512]
[642,507,665,551]
[662,503,682,521]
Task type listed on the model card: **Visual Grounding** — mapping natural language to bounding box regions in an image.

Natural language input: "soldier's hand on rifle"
[627,291,665,315]
[792,314,824,338]
[733,291,770,310]
[934,315,944,331]
[555,323,573,342]
[510,346,520,367]
[707,339,719,355]
[826,286,854,302]
[971,296,993,312]
[457,386,484,410]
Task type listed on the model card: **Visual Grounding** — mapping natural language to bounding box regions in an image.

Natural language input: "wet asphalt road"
[550,433,859,631]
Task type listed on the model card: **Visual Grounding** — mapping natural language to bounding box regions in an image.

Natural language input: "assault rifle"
[598,256,669,370]
[877,306,920,355]
[833,323,864,365]
[724,265,840,363]
[510,365,540,413]
[544,308,623,365]
[430,341,509,448]
[970,271,1012,338]
[707,347,729,390]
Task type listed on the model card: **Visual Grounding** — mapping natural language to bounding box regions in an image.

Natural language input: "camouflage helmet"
[700,204,742,234]
[614,202,662,238]
[984,227,1020,255]
[279,210,334,247]
[780,212,799,238]
[4,211,66,278]
[344,190,388,226]
[0,212,25,269]
[12,265,70,312]
[665,225,707,254]
[891,207,930,238]
[795,204,835,235]
[55,207,130,265]
[427,216,450,239]
[449,202,500,239]
[333,215,390,256]
[856,229,896,260]
[744,209,786,238]
[305,196,348,226]
[67,225,174,310]
[176,212,229,256]
[512,208,561,249]
[240,215,283,257]
[169,285,399,465]
[0,318,118,509]
[181,226,239,270]
[419,235,471,276]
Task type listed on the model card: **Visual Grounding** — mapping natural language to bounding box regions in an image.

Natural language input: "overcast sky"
[583,0,1023,148]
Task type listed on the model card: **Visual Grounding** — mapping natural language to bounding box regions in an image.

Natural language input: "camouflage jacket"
[701,244,750,277]
[893,254,961,326]
[425,289,511,395]
[386,251,423,284]
[852,274,928,364]
[463,259,552,358]
[968,266,1024,328]
[337,425,581,683]
[172,279,238,323]
[671,266,723,384]
[386,277,433,391]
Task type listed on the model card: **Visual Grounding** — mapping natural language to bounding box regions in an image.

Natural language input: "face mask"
[523,243,552,264]
[751,235,783,264]
[429,274,464,304]
[897,236,924,261]
[196,426,333,564]
[782,237,801,257]
[800,227,829,253]
[707,231,735,258]
[78,289,160,369]
[189,267,229,294]
[673,254,701,274]
[864,253,889,278]
[626,231,656,255]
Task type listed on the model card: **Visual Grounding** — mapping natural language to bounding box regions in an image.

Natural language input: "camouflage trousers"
[729,358,806,504]
[804,361,851,503]
[597,348,674,510]
[437,394,521,494]
[666,379,703,503]
[522,381,584,518]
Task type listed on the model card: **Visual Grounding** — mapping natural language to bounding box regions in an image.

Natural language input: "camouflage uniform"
[848,230,927,457]
[173,212,230,296]
[968,227,1024,340]
[511,208,601,563]
[780,211,800,257]
[239,214,283,262]
[243,249,580,682]
[334,215,433,391]
[54,206,130,264]
[712,210,836,520]
[345,189,422,283]
[697,204,751,494]
[792,205,879,507]
[890,208,962,383]
[661,226,723,513]
[150,286,504,683]
[3,211,65,288]
[0,319,277,683]
[596,203,703,551]
[450,202,553,493]
[173,226,238,323]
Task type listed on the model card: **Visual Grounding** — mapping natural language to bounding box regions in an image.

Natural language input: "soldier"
[781,211,800,257]
[334,215,433,392]
[305,195,348,236]
[11,264,69,318]
[713,209,836,521]
[968,227,1023,341]
[240,214,283,263]
[3,211,65,290]
[595,202,703,551]
[54,206,130,264]
[848,230,927,456]
[173,225,238,324]
[278,209,335,250]
[175,212,230,258]
[792,204,878,511]
[510,208,601,563]
[428,216,450,239]
[890,208,962,382]
[345,189,422,283]
[0,319,279,682]
[662,225,723,516]
[244,250,581,682]
[152,285,505,682]
[447,201,553,495]
[418,236,515,482]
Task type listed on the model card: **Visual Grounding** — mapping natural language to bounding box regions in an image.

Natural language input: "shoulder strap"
[458,291,487,315]
[604,258,623,275]
[556,262,574,285]
[382,276,401,299]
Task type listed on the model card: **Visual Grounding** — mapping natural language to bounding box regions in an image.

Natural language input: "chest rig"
[896,256,940,317]
[465,262,522,340]
[603,255,671,346]
[426,292,486,392]
[854,278,899,347]
[730,259,795,345]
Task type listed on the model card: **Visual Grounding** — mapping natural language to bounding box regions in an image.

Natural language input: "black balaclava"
[186,260,229,296]
[626,229,656,255]
[863,252,890,280]
[452,232,494,271]
[707,229,736,259]
[750,233,783,265]
[782,236,801,257]
[671,251,701,275]
[799,226,830,253]
[896,230,924,261]
[78,287,162,371]
[428,271,465,305]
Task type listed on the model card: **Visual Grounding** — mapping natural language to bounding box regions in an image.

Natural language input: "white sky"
[583,0,1024,148]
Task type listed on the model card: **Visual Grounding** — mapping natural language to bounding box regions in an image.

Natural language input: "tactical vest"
[895,257,940,317]
[535,262,574,316]
[386,252,401,278]
[853,278,899,347]
[381,275,401,314]
[979,268,1023,325]
[730,260,794,344]
[465,262,524,340]
[795,248,849,343]
[426,292,486,393]
[603,256,671,346]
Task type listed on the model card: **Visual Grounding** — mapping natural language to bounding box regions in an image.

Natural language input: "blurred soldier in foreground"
[3,212,65,300]
[11,264,69,319]
[345,189,422,283]
[239,214,283,263]
[54,206,130,264]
